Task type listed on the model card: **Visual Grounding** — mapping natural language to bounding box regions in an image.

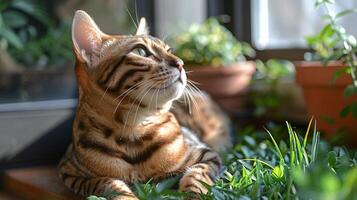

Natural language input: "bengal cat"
[58,10,232,200]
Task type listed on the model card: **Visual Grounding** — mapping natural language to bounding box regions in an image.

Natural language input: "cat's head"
[72,10,186,118]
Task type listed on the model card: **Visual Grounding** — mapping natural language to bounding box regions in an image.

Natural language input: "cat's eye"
[167,48,173,53]
[131,46,152,57]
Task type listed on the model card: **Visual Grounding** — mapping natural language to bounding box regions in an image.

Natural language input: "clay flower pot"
[185,61,256,112]
[186,61,256,97]
[295,61,357,143]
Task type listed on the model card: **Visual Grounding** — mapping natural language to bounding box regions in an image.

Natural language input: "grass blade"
[286,122,297,166]
[264,127,284,162]
[293,131,303,165]
[303,117,314,149]
[311,120,320,162]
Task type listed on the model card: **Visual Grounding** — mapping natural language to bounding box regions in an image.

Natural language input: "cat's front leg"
[179,148,221,199]
[60,174,138,200]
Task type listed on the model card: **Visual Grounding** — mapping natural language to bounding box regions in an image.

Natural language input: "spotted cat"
[58,10,231,200]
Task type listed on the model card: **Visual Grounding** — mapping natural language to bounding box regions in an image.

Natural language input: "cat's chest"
[111,118,186,179]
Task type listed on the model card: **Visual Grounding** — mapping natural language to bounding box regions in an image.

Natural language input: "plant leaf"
[335,9,357,19]
[303,117,314,149]
[343,85,357,98]
[0,26,23,49]
[351,102,357,119]
[264,127,284,162]
[272,165,284,181]
[340,105,351,118]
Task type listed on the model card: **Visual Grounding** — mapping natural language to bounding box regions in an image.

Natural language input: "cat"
[58,10,232,200]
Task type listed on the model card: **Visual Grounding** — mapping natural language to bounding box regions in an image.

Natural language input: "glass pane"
[251,0,357,49]
[155,0,206,39]
[0,0,133,103]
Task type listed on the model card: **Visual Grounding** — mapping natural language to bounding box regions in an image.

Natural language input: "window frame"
[207,0,310,61]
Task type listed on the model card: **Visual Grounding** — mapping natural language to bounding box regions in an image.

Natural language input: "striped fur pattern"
[58,11,231,199]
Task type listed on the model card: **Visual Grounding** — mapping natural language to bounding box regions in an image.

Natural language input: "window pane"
[155,0,206,39]
[0,0,133,103]
[252,0,357,49]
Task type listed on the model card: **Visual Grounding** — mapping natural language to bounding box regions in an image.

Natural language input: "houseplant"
[171,18,256,110]
[0,0,75,102]
[295,0,357,144]
[251,59,306,122]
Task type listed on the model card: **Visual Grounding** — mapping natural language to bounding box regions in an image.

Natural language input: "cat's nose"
[169,59,184,72]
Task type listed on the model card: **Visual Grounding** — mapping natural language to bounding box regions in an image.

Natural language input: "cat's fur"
[58,10,231,200]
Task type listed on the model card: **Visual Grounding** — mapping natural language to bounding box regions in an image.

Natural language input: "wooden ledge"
[3,166,84,200]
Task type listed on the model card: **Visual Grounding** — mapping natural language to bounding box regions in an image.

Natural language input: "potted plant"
[0,0,75,102]
[295,0,357,142]
[171,18,256,111]
[250,59,307,122]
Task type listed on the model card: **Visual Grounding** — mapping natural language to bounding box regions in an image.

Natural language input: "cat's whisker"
[134,0,139,25]
[187,81,205,101]
[186,86,200,114]
[187,79,202,86]
[122,83,153,131]
[113,80,149,102]
[97,86,110,105]
[155,85,161,113]
[111,80,150,121]
[132,82,159,127]
[183,91,192,115]
[126,7,138,29]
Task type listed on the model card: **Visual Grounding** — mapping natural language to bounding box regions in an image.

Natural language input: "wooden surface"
[0,191,21,200]
[3,166,84,200]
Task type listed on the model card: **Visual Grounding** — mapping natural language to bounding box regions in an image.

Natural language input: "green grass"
[88,120,357,200]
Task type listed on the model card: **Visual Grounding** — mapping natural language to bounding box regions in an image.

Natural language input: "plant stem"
[324,3,357,87]
[348,53,357,87]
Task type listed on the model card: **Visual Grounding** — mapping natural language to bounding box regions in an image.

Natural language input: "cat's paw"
[179,164,214,196]
[111,195,139,200]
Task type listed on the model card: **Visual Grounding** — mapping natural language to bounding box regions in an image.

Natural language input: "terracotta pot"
[186,61,256,97]
[185,62,255,113]
[295,61,357,143]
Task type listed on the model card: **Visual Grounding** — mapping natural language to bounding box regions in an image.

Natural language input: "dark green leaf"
[330,67,348,85]
[343,85,357,98]
[3,11,27,28]
[320,115,335,124]
[351,102,357,119]
[0,27,23,49]
[327,151,337,168]
[340,105,351,117]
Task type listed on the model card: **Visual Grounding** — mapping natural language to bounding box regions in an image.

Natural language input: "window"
[0,0,135,167]
[251,0,357,50]
[0,0,134,104]
[154,0,207,39]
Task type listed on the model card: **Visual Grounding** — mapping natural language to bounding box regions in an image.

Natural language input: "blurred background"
[0,0,356,174]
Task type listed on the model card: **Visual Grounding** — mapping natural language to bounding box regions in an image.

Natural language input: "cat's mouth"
[151,77,181,90]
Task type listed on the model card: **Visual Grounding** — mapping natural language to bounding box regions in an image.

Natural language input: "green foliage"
[252,59,295,116]
[8,22,72,68]
[306,0,357,119]
[0,0,72,68]
[171,18,255,67]
[88,120,357,200]
[0,0,50,49]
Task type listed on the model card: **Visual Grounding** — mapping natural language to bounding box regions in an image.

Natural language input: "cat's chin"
[136,80,184,110]
[133,70,187,110]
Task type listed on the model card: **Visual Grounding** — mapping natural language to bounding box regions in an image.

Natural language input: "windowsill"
[0,99,78,113]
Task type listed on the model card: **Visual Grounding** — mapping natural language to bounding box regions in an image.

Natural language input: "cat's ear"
[72,10,104,66]
[135,18,149,35]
